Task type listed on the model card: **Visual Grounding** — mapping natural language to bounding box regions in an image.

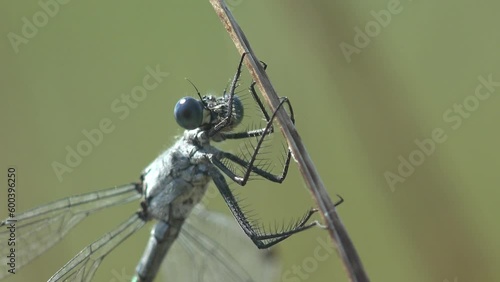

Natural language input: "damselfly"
[0,54,324,282]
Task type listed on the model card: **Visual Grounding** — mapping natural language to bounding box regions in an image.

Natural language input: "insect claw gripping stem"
[208,54,335,249]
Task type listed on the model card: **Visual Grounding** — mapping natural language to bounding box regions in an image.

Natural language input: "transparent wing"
[0,183,141,279]
[162,205,281,282]
[48,213,145,282]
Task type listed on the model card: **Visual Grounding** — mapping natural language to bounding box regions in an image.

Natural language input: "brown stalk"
[209,1,370,281]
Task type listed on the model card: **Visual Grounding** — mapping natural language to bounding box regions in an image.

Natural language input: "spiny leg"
[212,150,287,183]
[213,58,294,184]
[210,53,247,136]
[220,60,273,140]
[211,166,348,248]
[211,98,346,247]
[334,195,344,206]
[208,61,323,247]
[212,96,294,186]
[209,166,319,249]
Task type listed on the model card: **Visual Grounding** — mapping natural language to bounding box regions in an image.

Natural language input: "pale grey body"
[143,129,213,222]
[135,128,218,281]
[0,59,283,281]
[0,126,279,282]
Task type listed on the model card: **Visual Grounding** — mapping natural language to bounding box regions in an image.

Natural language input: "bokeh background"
[1,1,499,282]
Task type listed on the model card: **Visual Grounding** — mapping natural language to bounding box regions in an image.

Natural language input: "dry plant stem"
[209,1,370,281]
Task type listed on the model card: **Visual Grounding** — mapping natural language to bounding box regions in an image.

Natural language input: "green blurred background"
[1,1,499,281]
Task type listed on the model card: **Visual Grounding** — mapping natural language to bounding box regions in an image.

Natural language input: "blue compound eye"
[174,97,204,130]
